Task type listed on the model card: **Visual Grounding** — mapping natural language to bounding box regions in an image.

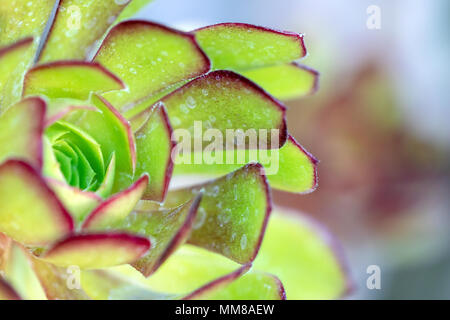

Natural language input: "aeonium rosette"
[0,0,350,300]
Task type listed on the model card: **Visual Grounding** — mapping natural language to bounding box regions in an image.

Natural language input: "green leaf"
[42,233,150,269]
[194,23,306,70]
[0,38,35,110]
[64,94,136,192]
[164,163,271,264]
[46,178,102,224]
[0,97,45,169]
[118,245,247,295]
[24,61,125,100]
[2,242,46,300]
[0,160,74,245]
[174,135,318,193]
[96,154,116,198]
[82,174,149,229]
[0,0,54,47]
[94,20,210,110]
[186,270,285,300]
[81,269,169,300]
[108,196,201,277]
[162,70,287,149]
[134,102,174,202]
[38,0,131,63]
[116,0,154,22]
[31,257,90,300]
[46,120,106,189]
[253,211,351,299]
[242,63,319,100]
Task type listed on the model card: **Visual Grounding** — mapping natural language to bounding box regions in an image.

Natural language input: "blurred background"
[137,0,450,299]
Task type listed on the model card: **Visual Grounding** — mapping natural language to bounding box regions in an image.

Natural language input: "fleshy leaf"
[94,20,210,110]
[47,178,102,224]
[81,269,170,300]
[134,102,174,202]
[82,174,149,229]
[194,23,306,70]
[0,38,34,110]
[3,242,46,299]
[173,135,318,194]
[0,160,74,245]
[45,102,96,128]
[31,258,90,300]
[38,0,131,63]
[253,211,352,299]
[24,61,125,100]
[116,0,154,22]
[116,245,247,296]
[0,0,54,47]
[0,276,21,300]
[186,270,285,300]
[96,154,116,198]
[42,233,150,269]
[64,94,136,192]
[164,163,271,264]
[242,63,319,100]
[105,196,202,277]
[162,70,287,148]
[0,97,45,169]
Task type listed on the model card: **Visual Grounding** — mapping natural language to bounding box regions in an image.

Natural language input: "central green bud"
[46,121,106,191]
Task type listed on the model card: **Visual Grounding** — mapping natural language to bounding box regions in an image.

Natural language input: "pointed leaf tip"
[82,174,149,230]
[194,23,306,70]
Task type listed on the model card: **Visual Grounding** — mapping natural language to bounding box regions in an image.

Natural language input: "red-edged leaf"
[38,0,132,63]
[194,23,306,70]
[31,258,90,300]
[82,174,149,229]
[63,94,136,192]
[0,97,45,169]
[47,178,102,224]
[23,61,125,100]
[94,20,210,110]
[0,276,21,300]
[131,196,201,276]
[133,102,174,202]
[162,70,287,149]
[41,233,150,269]
[183,264,251,300]
[164,163,272,264]
[0,160,74,245]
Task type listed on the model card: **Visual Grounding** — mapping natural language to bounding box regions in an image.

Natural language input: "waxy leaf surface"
[0,160,74,245]
[162,70,287,149]
[174,135,318,193]
[165,163,271,264]
[38,0,130,63]
[24,61,125,100]
[242,63,319,100]
[95,20,210,110]
[134,103,174,202]
[42,233,150,269]
[0,97,45,169]
[194,23,306,70]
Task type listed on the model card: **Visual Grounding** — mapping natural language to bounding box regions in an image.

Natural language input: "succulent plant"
[0,0,350,300]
